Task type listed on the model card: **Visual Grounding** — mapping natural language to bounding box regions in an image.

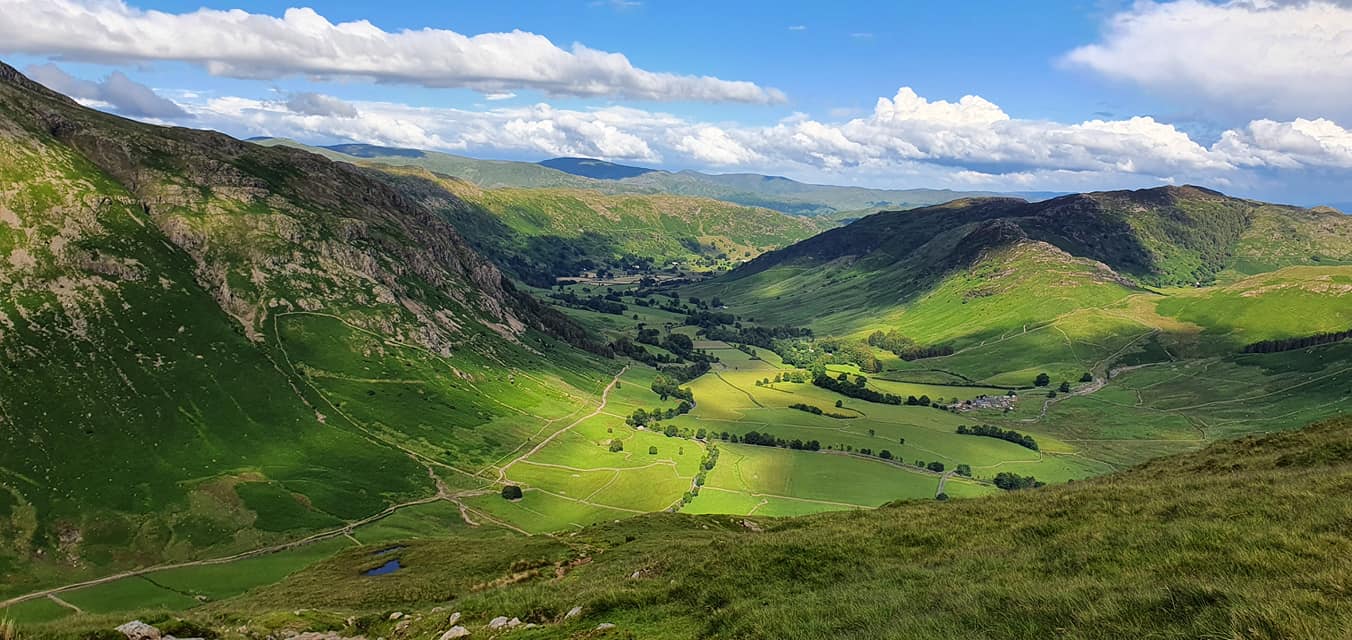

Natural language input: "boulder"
[446,612,461,626]
[564,606,583,619]
[487,617,510,630]
[115,621,162,640]
[596,623,616,631]
[438,627,470,640]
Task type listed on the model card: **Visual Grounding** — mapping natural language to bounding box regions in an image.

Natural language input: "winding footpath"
[1,366,631,612]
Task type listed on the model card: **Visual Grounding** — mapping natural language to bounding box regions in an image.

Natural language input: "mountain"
[692,185,1352,380]
[26,416,1352,639]
[0,61,615,594]
[538,156,656,180]
[368,166,828,286]
[253,140,1051,217]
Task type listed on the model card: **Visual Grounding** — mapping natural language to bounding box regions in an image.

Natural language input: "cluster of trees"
[547,290,627,315]
[993,472,1044,491]
[608,337,677,366]
[702,324,812,350]
[650,374,694,402]
[788,403,853,419]
[632,296,687,314]
[754,370,813,386]
[659,360,712,383]
[1242,328,1352,354]
[684,310,737,328]
[813,372,903,405]
[816,337,883,373]
[866,330,954,360]
[500,484,524,500]
[625,401,693,428]
[738,430,823,451]
[956,424,1039,451]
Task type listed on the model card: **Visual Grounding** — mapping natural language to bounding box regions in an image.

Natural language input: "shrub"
[1034,372,1051,387]
[609,439,624,453]
[648,446,658,455]
[501,485,523,500]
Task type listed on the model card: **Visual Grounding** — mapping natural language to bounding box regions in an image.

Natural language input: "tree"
[927,461,945,473]
[1047,390,1057,398]
[648,445,658,455]
[501,485,523,500]
[935,493,949,501]
[898,437,905,445]
[868,428,876,437]
[1034,372,1051,387]
[955,464,972,477]
[608,439,624,452]
[1080,372,1093,383]
[835,399,843,408]
[1058,381,1071,393]
[879,449,893,460]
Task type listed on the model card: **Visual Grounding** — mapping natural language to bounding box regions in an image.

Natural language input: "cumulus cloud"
[0,0,783,103]
[673,126,762,165]
[25,63,188,118]
[99,79,1352,199]
[285,92,358,118]
[1065,0,1352,119]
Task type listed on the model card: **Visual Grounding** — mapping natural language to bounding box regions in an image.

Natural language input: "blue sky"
[4,0,1352,205]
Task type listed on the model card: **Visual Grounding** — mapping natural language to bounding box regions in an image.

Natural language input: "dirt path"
[935,470,955,498]
[497,366,629,481]
[0,492,448,610]
[46,594,82,614]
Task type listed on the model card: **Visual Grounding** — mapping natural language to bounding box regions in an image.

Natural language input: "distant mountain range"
[252,140,1061,217]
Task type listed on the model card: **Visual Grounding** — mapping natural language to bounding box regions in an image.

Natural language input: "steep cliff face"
[0,60,536,354]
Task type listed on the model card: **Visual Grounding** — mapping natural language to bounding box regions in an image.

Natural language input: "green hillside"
[365,166,827,284]
[253,140,1039,217]
[695,187,1352,338]
[13,416,1351,639]
[0,62,617,596]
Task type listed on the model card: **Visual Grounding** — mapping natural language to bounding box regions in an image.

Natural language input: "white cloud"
[1065,0,1352,119]
[285,92,358,118]
[673,126,762,165]
[484,92,517,101]
[0,0,784,104]
[788,25,807,31]
[25,63,188,118]
[1214,118,1352,170]
[75,73,1352,198]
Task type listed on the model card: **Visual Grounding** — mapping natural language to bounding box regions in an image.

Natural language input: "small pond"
[363,559,403,576]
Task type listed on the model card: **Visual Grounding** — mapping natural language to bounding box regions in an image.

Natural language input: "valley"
[0,58,1349,640]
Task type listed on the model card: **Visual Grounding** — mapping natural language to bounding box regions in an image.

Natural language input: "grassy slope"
[0,63,617,594]
[369,166,826,280]
[252,139,1021,217]
[20,416,1350,639]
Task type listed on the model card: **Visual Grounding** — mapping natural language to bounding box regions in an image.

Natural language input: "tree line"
[1242,328,1352,354]
[866,329,955,360]
[956,424,1039,451]
[813,372,903,405]
[993,472,1044,491]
